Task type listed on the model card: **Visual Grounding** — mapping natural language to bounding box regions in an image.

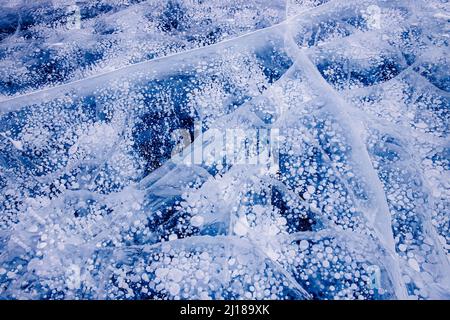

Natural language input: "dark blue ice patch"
[350,57,403,87]
[79,3,114,20]
[0,46,104,96]
[430,147,450,171]
[186,25,222,45]
[143,196,201,243]
[158,0,186,33]
[255,43,293,84]
[415,62,450,92]
[0,11,32,41]
[317,55,404,89]
[133,75,198,175]
[342,14,367,30]
[399,26,423,66]
[271,187,317,232]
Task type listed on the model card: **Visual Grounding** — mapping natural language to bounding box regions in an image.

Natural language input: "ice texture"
[0,0,449,300]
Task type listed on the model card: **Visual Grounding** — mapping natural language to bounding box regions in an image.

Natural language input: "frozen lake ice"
[0,0,449,300]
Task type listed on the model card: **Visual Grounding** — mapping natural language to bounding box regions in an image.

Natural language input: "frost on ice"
[0,0,449,300]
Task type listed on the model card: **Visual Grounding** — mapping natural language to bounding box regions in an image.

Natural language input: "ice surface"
[0,0,449,300]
